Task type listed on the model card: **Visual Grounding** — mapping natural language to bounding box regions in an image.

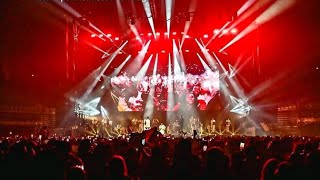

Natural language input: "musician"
[114,124,122,134]
[152,117,160,128]
[138,118,143,132]
[179,114,185,132]
[167,123,171,134]
[210,118,216,134]
[159,123,166,135]
[131,117,138,132]
[143,116,151,131]
[173,119,180,135]
[225,118,231,132]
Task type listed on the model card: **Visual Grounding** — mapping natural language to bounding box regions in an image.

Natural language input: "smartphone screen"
[142,139,145,145]
[203,145,207,151]
[240,142,245,150]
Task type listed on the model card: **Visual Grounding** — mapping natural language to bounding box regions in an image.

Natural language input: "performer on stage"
[179,114,184,132]
[159,123,166,135]
[138,117,143,132]
[143,116,151,131]
[173,119,180,135]
[152,117,160,128]
[210,118,216,134]
[225,118,231,132]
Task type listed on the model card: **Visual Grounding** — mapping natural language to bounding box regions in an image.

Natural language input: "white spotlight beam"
[125,40,151,75]
[212,51,245,98]
[165,0,173,38]
[220,0,296,52]
[142,0,156,38]
[166,54,175,114]
[173,40,187,73]
[196,53,212,72]
[84,41,112,56]
[237,0,257,16]
[144,54,158,119]
[100,105,109,119]
[228,0,270,32]
[181,0,197,46]
[205,21,230,47]
[80,41,128,101]
[110,55,132,77]
[135,54,154,80]
[229,95,251,117]
[116,0,128,32]
[172,40,184,75]
[79,97,101,116]
[195,39,218,70]
[129,25,143,45]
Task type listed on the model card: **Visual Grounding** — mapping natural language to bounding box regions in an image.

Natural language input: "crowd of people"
[1,130,320,180]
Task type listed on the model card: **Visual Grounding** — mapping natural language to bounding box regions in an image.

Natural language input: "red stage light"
[156,32,160,36]
[147,33,152,36]
[185,49,190,52]
[106,34,112,37]
[203,34,209,38]
[185,35,190,38]
[98,34,103,38]
[230,28,238,34]
[172,32,177,35]
[115,37,120,41]
[161,50,166,53]
[91,34,96,38]
[135,37,140,40]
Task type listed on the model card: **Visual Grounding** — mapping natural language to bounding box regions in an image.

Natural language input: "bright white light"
[106,34,112,37]
[156,32,160,36]
[228,63,236,78]
[142,0,156,38]
[135,54,153,80]
[101,85,105,89]
[115,37,120,41]
[147,33,152,36]
[185,49,190,52]
[221,0,296,52]
[172,32,177,35]
[161,50,166,53]
[230,28,238,34]
[213,29,220,34]
[165,0,172,38]
[110,55,131,77]
[80,97,101,116]
[222,29,228,34]
[91,34,96,38]
[100,106,108,118]
[230,95,251,117]
[99,34,103,38]
[203,34,209,38]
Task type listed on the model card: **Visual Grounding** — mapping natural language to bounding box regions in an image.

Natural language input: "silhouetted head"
[109,155,128,177]
[261,158,279,180]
